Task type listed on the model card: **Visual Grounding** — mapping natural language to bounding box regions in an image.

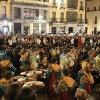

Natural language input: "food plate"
[13,76,24,80]
[23,81,45,87]
[35,71,42,74]
[20,72,27,75]
[17,77,26,82]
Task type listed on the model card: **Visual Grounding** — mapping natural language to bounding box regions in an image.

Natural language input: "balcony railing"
[79,6,84,10]
[60,4,65,9]
[51,18,58,22]
[12,0,50,6]
[78,19,85,23]
[59,18,65,23]
[52,3,57,8]
[67,4,77,9]
[24,16,47,21]
[0,14,11,20]
[67,19,77,22]
[42,17,47,20]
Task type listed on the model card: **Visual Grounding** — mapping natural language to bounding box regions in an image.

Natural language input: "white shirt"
[8,39,13,45]
[70,38,74,44]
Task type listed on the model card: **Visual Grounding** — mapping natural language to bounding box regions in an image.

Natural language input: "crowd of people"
[0,33,100,100]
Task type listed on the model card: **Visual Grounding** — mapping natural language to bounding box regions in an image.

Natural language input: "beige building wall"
[86,0,100,34]
[50,0,86,34]
[0,0,12,33]
[49,0,66,33]
[11,0,50,34]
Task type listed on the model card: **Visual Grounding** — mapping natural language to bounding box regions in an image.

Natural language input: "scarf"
[63,76,75,88]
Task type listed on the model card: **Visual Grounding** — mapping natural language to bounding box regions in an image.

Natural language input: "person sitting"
[29,48,39,69]
[20,50,30,72]
[0,71,12,95]
[16,87,36,100]
[0,56,17,75]
[38,55,49,69]
[6,82,20,100]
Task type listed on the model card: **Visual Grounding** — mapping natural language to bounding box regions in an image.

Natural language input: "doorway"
[14,23,21,34]
[69,27,73,33]
[52,27,56,34]
[94,27,97,34]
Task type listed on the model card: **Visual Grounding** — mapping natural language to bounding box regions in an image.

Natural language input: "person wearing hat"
[29,48,39,69]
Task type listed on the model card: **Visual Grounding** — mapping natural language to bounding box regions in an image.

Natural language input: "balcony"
[67,19,77,22]
[79,6,84,10]
[0,14,11,21]
[77,19,85,24]
[42,17,47,20]
[60,4,65,9]
[12,0,50,6]
[24,16,47,21]
[59,18,65,23]
[51,18,58,23]
[67,4,77,9]
[52,3,57,8]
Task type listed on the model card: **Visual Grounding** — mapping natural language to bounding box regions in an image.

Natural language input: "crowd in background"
[0,33,100,100]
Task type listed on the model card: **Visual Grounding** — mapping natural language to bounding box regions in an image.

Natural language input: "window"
[61,0,64,4]
[52,0,57,8]
[99,6,100,10]
[94,7,96,11]
[60,12,64,22]
[52,12,57,22]
[80,14,82,22]
[60,12,64,18]
[87,7,89,11]
[41,10,47,19]
[80,1,84,10]
[24,9,39,19]
[52,12,56,18]
[94,27,97,34]
[67,11,77,22]
[1,6,6,18]
[14,7,21,19]
[67,0,78,9]
[53,0,56,3]
[80,1,83,6]
[95,16,97,24]
[85,27,88,33]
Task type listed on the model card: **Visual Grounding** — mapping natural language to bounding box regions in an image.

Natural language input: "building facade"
[11,0,50,34]
[50,0,86,34]
[86,0,100,34]
[0,0,12,34]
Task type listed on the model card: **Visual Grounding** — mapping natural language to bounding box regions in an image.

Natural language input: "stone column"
[30,23,33,35]
[46,22,49,33]
[39,23,41,34]
[21,7,24,34]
